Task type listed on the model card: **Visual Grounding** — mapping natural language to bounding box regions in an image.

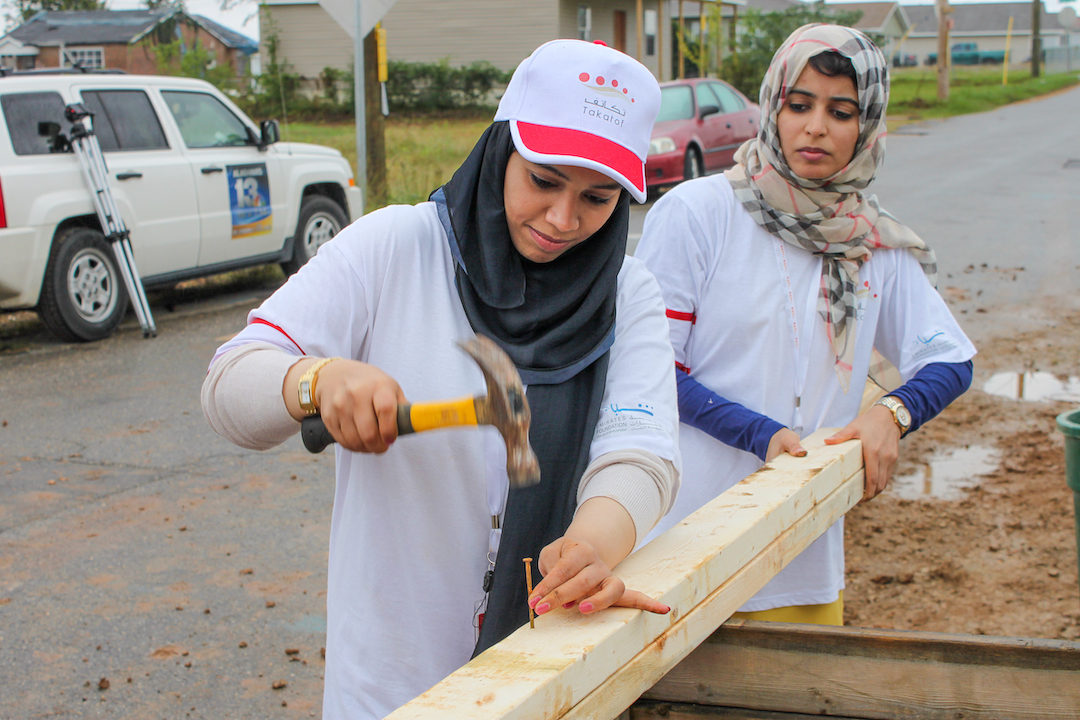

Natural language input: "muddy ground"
[843,305,1080,640]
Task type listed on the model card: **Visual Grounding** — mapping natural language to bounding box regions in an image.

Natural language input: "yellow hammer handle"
[399,396,478,434]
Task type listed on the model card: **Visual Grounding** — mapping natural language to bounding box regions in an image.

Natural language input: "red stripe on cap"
[666,309,696,324]
[515,121,644,196]
[251,318,306,354]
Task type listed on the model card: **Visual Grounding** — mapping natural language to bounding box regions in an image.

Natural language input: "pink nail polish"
[579,601,594,613]
[562,601,576,609]
[528,596,539,609]
[535,602,550,615]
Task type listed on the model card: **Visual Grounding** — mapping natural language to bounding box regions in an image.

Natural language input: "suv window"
[162,91,252,149]
[709,82,745,114]
[2,91,67,155]
[81,90,169,152]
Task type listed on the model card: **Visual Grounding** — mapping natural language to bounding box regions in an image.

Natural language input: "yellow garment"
[731,590,843,626]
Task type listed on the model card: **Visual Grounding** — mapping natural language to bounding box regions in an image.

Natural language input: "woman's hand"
[284,358,406,453]
[824,404,900,501]
[529,536,670,617]
[765,427,807,462]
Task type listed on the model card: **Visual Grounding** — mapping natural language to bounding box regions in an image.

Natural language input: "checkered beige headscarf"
[725,23,937,392]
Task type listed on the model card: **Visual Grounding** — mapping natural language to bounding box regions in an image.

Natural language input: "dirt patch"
[844,309,1080,640]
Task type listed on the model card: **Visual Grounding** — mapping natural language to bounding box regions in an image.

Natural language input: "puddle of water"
[891,446,1000,501]
[982,371,1080,402]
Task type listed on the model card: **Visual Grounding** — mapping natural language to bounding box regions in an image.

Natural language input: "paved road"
[2,85,1077,719]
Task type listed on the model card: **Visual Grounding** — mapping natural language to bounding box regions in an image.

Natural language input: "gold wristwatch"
[874,395,911,437]
[297,357,342,415]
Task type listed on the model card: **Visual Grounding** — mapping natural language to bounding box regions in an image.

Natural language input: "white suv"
[0,71,362,342]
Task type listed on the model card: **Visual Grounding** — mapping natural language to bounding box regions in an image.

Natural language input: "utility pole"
[1031,0,1042,77]
[935,0,951,102]
[364,27,387,208]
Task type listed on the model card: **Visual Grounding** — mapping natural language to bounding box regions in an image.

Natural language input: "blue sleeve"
[888,360,973,434]
[676,370,785,462]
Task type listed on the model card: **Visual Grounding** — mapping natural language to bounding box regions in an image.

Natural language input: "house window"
[644,9,658,56]
[578,6,592,42]
[64,47,104,70]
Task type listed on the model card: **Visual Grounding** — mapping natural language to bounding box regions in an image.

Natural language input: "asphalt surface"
[2,83,1078,719]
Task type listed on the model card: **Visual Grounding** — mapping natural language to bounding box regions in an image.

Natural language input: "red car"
[645,77,760,196]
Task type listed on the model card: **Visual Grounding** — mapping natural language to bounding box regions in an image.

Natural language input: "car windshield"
[656,85,694,122]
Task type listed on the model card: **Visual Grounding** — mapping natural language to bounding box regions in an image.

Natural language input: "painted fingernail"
[535,602,550,615]
[579,601,594,613]
[563,601,576,609]
[528,596,539,609]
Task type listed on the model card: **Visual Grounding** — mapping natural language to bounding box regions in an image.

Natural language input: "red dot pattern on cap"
[578,71,633,102]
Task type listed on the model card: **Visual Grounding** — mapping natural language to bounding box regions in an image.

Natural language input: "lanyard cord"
[772,240,815,434]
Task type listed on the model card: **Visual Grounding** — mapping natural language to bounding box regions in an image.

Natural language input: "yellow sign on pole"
[376,24,387,83]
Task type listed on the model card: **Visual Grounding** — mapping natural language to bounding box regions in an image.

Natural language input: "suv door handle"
[201,166,224,174]
[116,172,143,180]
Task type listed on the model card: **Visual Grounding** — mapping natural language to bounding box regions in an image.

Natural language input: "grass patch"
[887,66,1080,129]
[281,114,492,208]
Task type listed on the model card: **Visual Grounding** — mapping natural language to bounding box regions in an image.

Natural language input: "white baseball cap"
[495,39,661,203]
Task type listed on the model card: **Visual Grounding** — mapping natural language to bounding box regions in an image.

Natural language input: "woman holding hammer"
[202,40,679,719]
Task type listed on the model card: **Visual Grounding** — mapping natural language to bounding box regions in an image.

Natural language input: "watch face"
[896,406,911,426]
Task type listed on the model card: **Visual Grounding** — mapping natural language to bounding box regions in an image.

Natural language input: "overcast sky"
[104,0,1076,45]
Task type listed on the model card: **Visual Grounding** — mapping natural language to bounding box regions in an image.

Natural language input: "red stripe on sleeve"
[251,318,306,355]
[675,361,691,374]
[666,309,696,324]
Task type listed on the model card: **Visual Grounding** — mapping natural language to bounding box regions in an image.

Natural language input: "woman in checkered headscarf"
[636,24,975,625]
[726,23,938,394]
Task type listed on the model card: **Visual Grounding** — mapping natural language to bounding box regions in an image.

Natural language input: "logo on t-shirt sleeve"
[912,329,958,361]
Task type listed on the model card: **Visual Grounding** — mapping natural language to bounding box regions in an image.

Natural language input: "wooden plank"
[642,620,1080,720]
[385,430,863,720]
[632,700,866,720]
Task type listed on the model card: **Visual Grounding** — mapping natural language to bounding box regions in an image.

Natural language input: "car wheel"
[282,195,349,275]
[684,148,704,182]
[38,227,129,343]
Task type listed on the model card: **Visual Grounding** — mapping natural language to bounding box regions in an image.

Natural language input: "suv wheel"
[282,196,349,275]
[38,227,129,343]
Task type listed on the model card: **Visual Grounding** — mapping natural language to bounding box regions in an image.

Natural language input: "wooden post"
[699,0,707,77]
[678,0,685,79]
[935,0,950,102]
[384,430,864,720]
[637,0,644,61]
[657,0,664,81]
[363,27,387,209]
[1031,0,1041,78]
[1003,15,1014,85]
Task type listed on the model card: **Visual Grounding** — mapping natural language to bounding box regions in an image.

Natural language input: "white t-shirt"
[636,174,975,611]
[214,202,680,719]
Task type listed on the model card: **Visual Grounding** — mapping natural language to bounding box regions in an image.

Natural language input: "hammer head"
[459,335,541,489]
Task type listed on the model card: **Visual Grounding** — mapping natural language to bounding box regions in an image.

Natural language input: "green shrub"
[385,59,511,112]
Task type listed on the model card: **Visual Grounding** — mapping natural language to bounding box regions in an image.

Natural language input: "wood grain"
[384,430,864,720]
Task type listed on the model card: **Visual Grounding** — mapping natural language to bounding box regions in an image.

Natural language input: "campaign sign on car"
[228,163,273,238]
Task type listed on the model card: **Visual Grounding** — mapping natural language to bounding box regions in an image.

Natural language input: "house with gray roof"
[824,2,911,60]
[901,2,1068,66]
[0,9,258,75]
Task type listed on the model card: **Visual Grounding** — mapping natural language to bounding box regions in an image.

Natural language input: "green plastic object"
[1057,408,1080,597]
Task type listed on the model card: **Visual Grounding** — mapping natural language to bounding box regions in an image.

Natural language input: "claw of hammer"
[300,335,541,488]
